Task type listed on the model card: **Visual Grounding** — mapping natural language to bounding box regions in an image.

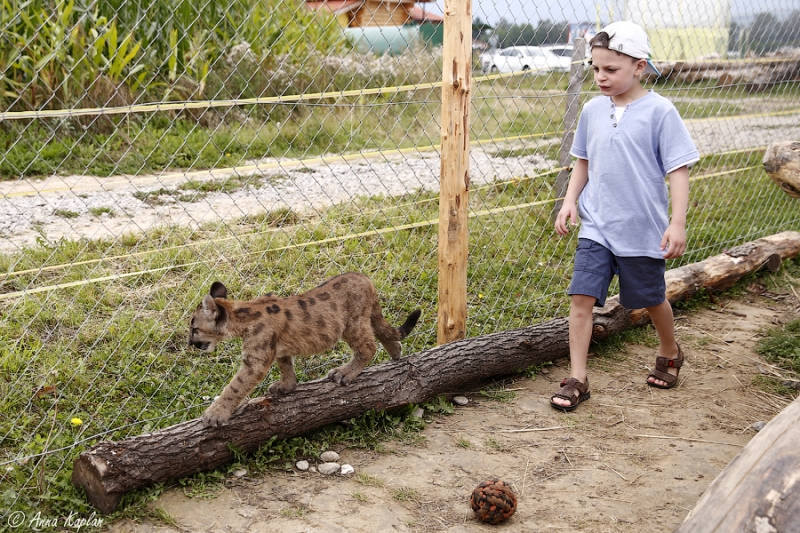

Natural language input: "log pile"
[648,48,800,92]
[72,231,800,514]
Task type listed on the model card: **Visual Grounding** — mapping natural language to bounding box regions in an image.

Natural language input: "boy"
[551,20,699,411]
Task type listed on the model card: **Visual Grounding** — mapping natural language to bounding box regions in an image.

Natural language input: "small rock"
[340,464,355,475]
[412,407,425,418]
[752,421,767,432]
[320,450,340,462]
[453,396,469,406]
[318,462,340,475]
[541,368,550,374]
[232,468,247,477]
[296,460,309,471]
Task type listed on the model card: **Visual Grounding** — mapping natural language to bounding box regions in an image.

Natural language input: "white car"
[542,44,592,67]
[478,46,572,74]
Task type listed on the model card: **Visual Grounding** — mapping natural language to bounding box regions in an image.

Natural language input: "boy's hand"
[555,203,578,235]
[660,223,687,258]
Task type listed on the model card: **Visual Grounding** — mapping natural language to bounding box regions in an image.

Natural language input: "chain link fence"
[1,0,799,522]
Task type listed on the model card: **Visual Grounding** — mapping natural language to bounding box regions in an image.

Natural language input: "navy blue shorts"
[568,238,666,309]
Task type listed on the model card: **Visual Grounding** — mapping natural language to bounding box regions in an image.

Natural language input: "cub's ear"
[209,281,228,299]
[201,294,219,319]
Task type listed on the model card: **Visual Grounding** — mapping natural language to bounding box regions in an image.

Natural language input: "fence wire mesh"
[1,0,799,522]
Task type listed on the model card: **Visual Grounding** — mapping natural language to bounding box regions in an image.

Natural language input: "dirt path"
[105,288,799,533]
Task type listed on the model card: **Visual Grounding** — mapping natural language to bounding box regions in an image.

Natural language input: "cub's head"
[188,281,229,352]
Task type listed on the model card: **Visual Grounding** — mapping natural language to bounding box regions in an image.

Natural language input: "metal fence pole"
[553,37,587,219]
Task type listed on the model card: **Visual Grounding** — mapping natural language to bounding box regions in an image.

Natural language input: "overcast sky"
[425,0,799,26]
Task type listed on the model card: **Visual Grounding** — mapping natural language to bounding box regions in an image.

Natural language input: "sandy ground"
[105,286,800,533]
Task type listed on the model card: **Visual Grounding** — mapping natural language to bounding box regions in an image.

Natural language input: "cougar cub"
[189,272,421,427]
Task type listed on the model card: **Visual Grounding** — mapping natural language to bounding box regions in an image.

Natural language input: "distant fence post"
[437,0,472,344]
[553,37,587,219]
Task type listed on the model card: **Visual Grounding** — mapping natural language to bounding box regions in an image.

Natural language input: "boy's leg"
[616,256,682,387]
[553,239,614,409]
[645,300,681,387]
[551,294,596,408]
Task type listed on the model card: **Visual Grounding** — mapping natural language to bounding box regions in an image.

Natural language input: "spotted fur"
[189,272,421,427]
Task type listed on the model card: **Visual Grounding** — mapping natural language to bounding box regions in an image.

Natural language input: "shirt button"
[613,123,617,127]
[611,115,614,118]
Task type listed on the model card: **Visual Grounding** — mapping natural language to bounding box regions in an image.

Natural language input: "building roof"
[409,5,443,22]
[306,0,443,22]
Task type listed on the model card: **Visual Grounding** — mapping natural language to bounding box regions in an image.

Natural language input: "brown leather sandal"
[647,344,685,389]
[550,377,590,412]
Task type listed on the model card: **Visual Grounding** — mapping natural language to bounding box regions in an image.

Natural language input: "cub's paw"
[327,367,346,385]
[201,403,233,427]
[328,367,360,386]
[268,381,297,395]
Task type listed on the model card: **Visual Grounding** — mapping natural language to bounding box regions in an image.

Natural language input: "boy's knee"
[571,294,597,313]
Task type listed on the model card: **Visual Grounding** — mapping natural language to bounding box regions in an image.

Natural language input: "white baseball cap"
[596,20,660,76]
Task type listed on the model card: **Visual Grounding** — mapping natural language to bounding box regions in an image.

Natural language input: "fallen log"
[72,231,800,514]
[675,396,800,533]
[592,231,798,338]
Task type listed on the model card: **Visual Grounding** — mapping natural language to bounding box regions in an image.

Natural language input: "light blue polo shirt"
[570,91,699,258]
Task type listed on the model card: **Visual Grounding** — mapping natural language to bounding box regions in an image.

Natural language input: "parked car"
[478,46,572,74]
[541,44,592,67]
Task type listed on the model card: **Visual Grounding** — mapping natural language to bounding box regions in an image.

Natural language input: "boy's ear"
[635,58,648,76]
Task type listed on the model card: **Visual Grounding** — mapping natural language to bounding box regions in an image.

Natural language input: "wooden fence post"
[437,0,472,344]
[553,38,586,219]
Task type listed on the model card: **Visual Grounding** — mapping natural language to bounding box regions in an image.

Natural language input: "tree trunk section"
[73,231,800,513]
[763,140,800,198]
[675,396,800,533]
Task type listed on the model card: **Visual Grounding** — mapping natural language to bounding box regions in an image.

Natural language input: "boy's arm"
[661,165,690,259]
[555,158,589,235]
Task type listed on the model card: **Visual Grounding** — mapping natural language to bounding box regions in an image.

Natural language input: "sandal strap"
[654,355,683,371]
[648,368,678,385]
[654,344,685,372]
[649,344,684,386]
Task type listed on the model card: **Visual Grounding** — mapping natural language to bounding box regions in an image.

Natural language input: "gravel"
[0,148,554,253]
[1,109,797,255]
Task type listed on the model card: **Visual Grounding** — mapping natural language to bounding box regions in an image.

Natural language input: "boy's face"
[590,47,647,99]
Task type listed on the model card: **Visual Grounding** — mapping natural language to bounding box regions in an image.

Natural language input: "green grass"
[756,317,800,374]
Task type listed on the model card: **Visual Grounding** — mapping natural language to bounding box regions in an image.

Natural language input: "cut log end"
[763,141,800,199]
[72,454,123,515]
[764,253,782,273]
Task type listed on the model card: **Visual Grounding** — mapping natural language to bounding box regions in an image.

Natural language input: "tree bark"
[674,396,800,533]
[72,231,800,514]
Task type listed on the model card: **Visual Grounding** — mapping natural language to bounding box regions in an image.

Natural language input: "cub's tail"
[397,309,421,339]
[373,308,421,360]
